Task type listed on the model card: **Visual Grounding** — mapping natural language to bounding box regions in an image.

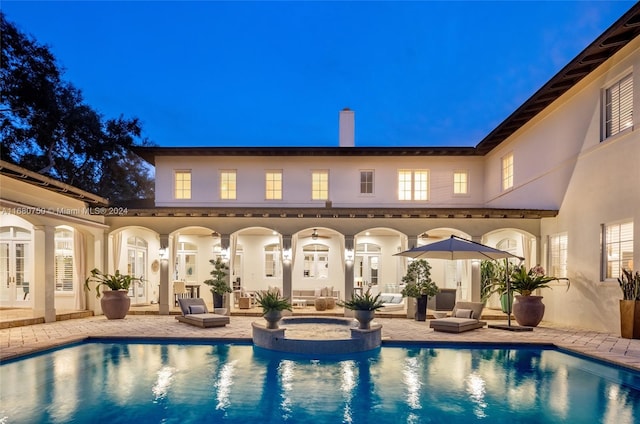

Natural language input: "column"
[158,234,170,315]
[33,225,56,322]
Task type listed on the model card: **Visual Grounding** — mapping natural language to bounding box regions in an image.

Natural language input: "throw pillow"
[314,288,322,297]
[455,308,473,319]
[189,305,206,314]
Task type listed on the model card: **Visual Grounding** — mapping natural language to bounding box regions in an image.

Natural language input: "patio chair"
[176,298,230,328]
[429,301,486,333]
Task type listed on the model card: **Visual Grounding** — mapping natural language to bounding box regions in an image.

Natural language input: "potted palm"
[618,269,640,339]
[203,257,232,309]
[338,290,385,329]
[255,290,292,329]
[84,268,141,319]
[400,259,439,321]
[510,265,569,327]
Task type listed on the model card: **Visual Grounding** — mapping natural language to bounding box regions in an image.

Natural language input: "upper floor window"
[502,153,514,191]
[360,170,374,194]
[220,170,237,200]
[312,170,329,200]
[55,227,74,292]
[265,170,282,200]
[398,170,428,201]
[603,73,633,140]
[175,170,191,199]
[453,171,468,195]
[602,221,634,280]
[549,233,568,279]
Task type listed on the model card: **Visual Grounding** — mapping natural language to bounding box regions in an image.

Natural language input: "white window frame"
[220,170,237,200]
[602,221,634,281]
[265,170,282,200]
[174,170,192,200]
[603,72,633,141]
[311,170,329,200]
[502,153,514,191]
[548,233,568,279]
[55,227,74,292]
[303,244,329,279]
[397,169,429,201]
[360,170,374,195]
[453,170,468,195]
[264,244,282,278]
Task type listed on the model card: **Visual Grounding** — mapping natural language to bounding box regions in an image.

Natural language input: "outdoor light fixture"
[283,249,292,264]
[312,229,319,240]
[159,247,168,259]
[345,249,354,264]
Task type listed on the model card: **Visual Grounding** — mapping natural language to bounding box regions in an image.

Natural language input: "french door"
[0,227,31,307]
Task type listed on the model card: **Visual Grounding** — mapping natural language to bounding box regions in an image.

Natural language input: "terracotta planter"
[100,290,131,319]
[354,310,375,329]
[620,300,640,339]
[263,310,283,329]
[513,295,545,327]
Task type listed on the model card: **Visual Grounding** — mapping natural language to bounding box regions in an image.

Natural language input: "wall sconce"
[158,247,168,260]
[345,249,354,264]
[283,248,292,264]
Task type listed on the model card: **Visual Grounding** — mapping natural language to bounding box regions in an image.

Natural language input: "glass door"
[127,237,148,305]
[0,229,31,307]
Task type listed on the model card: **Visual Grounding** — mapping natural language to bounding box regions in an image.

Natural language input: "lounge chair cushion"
[430,301,486,333]
[455,308,473,318]
[189,305,206,314]
[176,298,230,328]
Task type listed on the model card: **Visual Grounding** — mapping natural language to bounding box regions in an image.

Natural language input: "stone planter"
[620,300,640,339]
[100,290,131,319]
[354,310,375,329]
[263,310,283,329]
[513,295,545,327]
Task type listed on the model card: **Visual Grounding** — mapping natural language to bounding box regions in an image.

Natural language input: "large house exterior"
[1,4,638,334]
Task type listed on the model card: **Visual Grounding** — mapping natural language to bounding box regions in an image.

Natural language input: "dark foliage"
[0,12,154,201]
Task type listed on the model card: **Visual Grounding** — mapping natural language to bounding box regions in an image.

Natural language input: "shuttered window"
[604,73,633,140]
[55,228,74,292]
[549,233,568,279]
[603,221,634,280]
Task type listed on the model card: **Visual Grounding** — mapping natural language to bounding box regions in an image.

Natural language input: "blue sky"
[3,1,636,147]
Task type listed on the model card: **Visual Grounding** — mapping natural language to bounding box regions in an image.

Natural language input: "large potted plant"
[618,269,640,339]
[511,265,569,327]
[255,290,292,329]
[339,290,385,329]
[203,257,232,309]
[84,268,140,319]
[400,259,438,321]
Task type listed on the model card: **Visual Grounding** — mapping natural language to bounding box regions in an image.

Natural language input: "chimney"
[339,108,355,147]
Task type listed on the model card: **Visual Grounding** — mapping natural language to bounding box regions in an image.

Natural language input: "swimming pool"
[1,341,639,423]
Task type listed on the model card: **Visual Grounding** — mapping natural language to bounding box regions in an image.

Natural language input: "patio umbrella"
[395,235,526,329]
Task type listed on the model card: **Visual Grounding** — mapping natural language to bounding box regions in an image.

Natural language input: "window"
[265,170,282,200]
[603,73,633,140]
[453,171,468,195]
[502,153,514,191]
[603,221,634,280]
[398,170,429,200]
[220,170,237,200]
[303,244,329,278]
[175,171,191,199]
[549,233,568,279]
[55,228,73,292]
[360,170,374,194]
[312,170,329,200]
[264,244,281,278]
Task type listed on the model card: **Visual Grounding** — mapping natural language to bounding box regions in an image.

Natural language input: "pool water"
[1,341,639,423]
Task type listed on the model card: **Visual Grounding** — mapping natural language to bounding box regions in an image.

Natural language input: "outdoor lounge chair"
[429,301,486,333]
[176,298,230,328]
